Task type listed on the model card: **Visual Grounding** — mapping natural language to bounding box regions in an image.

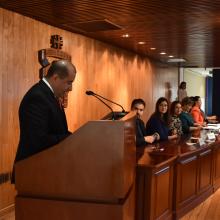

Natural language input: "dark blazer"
[136,118,148,147]
[146,115,169,141]
[14,80,71,163]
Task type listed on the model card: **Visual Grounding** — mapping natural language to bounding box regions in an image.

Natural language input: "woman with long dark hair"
[146,97,177,141]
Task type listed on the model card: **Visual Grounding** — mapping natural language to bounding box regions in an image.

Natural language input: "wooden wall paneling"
[148,165,173,220]
[136,156,175,220]
[135,167,145,220]
[68,36,104,129]
[24,13,40,87]
[153,167,172,218]
[213,147,220,190]
[65,37,157,130]
[1,8,14,211]
[0,7,3,211]
[140,59,154,121]
[198,150,212,192]
[152,64,178,106]
[176,157,198,206]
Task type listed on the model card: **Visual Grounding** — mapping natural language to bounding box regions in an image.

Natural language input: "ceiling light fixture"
[122,34,129,38]
[138,41,146,45]
[169,55,174,58]
[167,58,186,63]
[150,47,156,50]
[160,52,166,55]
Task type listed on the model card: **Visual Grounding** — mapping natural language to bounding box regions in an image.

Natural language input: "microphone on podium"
[85,90,125,113]
[85,91,95,96]
[85,91,115,120]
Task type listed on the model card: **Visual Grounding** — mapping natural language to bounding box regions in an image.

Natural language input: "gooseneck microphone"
[85,91,95,96]
[85,90,125,112]
[86,91,115,120]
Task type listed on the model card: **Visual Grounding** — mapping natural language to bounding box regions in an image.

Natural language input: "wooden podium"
[15,112,136,220]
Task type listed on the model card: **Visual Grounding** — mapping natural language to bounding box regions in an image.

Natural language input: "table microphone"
[85,91,115,120]
[86,90,125,112]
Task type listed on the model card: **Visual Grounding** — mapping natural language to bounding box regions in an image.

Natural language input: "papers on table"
[203,123,220,130]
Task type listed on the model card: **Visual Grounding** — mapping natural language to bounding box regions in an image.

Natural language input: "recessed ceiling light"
[122,34,129,38]
[160,52,166,55]
[169,55,174,58]
[138,41,146,45]
[167,58,186,63]
[150,47,156,50]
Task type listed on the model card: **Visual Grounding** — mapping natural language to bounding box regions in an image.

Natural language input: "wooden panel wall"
[0,8,178,213]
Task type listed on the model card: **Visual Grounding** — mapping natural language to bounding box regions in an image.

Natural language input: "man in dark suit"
[131,99,158,147]
[13,60,76,170]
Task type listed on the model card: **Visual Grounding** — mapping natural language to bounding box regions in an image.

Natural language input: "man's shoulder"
[20,81,52,106]
[136,118,145,127]
[24,81,50,97]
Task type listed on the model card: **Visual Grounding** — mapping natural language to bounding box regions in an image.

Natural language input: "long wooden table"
[136,129,220,220]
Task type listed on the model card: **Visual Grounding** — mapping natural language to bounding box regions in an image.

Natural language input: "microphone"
[86,91,115,120]
[86,91,95,96]
[86,90,125,112]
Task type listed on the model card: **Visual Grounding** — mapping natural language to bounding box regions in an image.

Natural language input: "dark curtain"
[206,76,213,116]
[212,69,220,117]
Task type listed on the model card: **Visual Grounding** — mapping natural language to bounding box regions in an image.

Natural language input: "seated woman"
[191,96,206,126]
[146,97,177,141]
[179,97,200,133]
[131,99,158,147]
[169,101,183,136]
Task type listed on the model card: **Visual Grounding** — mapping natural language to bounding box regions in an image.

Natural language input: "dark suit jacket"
[14,80,71,163]
[146,115,169,141]
[136,118,148,147]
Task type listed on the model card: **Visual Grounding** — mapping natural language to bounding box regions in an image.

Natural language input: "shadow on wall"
[165,82,172,103]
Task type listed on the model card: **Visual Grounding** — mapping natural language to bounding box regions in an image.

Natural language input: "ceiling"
[1,0,220,67]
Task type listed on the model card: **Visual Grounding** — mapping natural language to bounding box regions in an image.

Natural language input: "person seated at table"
[131,98,159,147]
[191,96,207,126]
[189,96,216,122]
[179,97,200,134]
[169,101,183,136]
[146,97,177,141]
